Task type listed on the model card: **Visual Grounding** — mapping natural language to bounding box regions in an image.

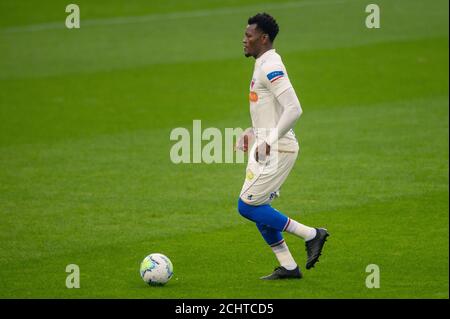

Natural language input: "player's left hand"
[255,142,271,162]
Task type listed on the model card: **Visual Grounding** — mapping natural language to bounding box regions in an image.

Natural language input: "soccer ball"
[139,253,173,286]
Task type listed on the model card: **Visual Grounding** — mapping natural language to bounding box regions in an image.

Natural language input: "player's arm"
[265,86,302,146]
[255,87,302,162]
[258,63,302,153]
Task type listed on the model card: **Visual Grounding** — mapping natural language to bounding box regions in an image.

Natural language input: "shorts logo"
[267,70,284,83]
[246,169,254,180]
[249,91,258,102]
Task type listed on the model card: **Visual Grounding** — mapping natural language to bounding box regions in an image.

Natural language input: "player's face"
[243,24,265,58]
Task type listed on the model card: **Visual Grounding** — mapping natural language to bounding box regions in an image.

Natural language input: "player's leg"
[255,223,302,280]
[239,151,329,270]
[237,199,301,279]
[238,198,329,269]
[238,197,287,230]
[238,197,316,240]
[256,223,296,270]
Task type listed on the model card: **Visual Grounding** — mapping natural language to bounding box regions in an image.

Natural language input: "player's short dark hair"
[248,13,279,42]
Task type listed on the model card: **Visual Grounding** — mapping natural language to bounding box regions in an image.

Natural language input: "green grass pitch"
[0,0,448,298]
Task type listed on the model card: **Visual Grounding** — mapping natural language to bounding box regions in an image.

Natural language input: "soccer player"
[237,13,329,280]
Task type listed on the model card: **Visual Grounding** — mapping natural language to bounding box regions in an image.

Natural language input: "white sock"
[284,218,317,241]
[271,240,297,270]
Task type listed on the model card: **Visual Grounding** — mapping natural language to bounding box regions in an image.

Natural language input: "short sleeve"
[260,62,293,97]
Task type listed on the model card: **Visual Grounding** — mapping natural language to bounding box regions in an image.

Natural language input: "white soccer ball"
[139,253,173,286]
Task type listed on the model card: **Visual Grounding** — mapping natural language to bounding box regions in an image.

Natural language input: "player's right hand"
[235,127,255,153]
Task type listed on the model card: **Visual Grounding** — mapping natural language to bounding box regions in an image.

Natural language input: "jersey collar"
[256,48,276,62]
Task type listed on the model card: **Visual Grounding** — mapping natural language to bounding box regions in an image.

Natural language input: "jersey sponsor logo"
[249,91,258,102]
[267,70,284,83]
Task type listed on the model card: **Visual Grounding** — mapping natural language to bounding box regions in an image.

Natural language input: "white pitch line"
[0,0,351,34]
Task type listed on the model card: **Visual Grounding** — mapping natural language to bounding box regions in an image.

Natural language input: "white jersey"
[249,49,299,152]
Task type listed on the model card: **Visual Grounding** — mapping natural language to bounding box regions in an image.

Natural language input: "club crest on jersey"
[267,70,284,83]
[249,91,258,102]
